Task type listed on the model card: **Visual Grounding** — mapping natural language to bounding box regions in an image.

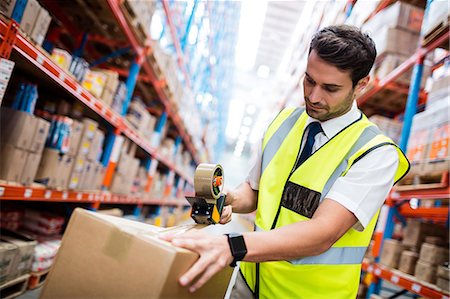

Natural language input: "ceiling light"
[243,116,253,126]
[246,105,257,115]
[257,65,270,78]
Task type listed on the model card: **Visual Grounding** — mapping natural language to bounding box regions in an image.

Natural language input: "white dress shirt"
[246,101,399,231]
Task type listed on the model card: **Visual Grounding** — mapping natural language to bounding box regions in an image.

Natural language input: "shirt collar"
[305,101,361,139]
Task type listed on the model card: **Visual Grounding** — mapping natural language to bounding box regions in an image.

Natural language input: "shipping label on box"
[40,209,232,299]
[0,145,27,183]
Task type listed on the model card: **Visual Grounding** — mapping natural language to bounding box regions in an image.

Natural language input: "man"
[162,25,409,298]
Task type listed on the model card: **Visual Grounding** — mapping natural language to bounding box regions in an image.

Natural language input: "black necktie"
[296,122,323,168]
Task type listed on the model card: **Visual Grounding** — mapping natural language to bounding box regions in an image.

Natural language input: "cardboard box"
[438,266,450,280]
[75,118,98,157]
[68,120,84,156]
[1,231,37,280]
[20,151,41,186]
[40,209,232,299]
[87,129,104,162]
[51,48,72,71]
[372,27,419,56]
[30,6,51,46]
[402,219,444,248]
[415,260,437,283]
[68,155,86,190]
[437,277,449,292]
[398,251,418,275]
[82,70,108,98]
[0,241,18,284]
[20,0,40,35]
[419,243,449,265]
[1,107,36,150]
[380,239,404,268]
[30,117,50,154]
[0,0,17,17]
[0,145,27,183]
[59,155,74,189]
[362,1,423,34]
[35,148,62,188]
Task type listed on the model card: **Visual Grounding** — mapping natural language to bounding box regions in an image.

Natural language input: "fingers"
[219,205,232,224]
[188,260,226,292]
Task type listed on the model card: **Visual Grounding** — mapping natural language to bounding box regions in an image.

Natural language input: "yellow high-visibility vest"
[240,107,409,299]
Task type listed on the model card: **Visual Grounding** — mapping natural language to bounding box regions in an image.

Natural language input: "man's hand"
[160,229,233,293]
[219,205,232,224]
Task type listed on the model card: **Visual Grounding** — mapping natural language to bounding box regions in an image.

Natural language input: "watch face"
[229,234,247,260]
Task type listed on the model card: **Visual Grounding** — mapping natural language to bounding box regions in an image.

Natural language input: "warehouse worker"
[162,25,410,298]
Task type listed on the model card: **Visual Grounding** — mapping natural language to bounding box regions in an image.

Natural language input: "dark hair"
[309,25,377,87]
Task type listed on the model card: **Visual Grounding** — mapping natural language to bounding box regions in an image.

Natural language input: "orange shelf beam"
[362,260,449,299]
[0,184,189,206]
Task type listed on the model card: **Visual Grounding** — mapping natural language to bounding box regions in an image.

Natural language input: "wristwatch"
[225,233,247,267]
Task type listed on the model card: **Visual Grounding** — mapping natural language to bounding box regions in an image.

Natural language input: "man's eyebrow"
[305,72,343,88]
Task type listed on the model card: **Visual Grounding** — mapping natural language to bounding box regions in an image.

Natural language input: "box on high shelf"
[19,0,40,36]
[362,1,424,34]
[371,53,431,89]
[369,115,402,144]
[380,239,405,269]
[437,265,450,292]
[0,107,50,153]
[93,69,120,107]
[0,58,15,105]
[427,73,450,109]
[30,6,51,46]
[419,243,449,266]
[402,219,445,249]
[415,260,437,283]
[398,250,418,275]
[421,100,450,173]
[126,99,152,134]
[51,49,72,71]
[81,70,108,99]
[40,208,232,299]
[371,26,420,57]
[422,0,450,38]
[35,148,73,189]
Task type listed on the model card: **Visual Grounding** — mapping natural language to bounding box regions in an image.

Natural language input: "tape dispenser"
[185,163,226,224]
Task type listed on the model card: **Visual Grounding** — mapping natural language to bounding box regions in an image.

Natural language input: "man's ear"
[356,76,370,94]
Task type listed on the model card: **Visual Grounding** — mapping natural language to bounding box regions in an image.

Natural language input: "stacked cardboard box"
[68,119,105,191]
[123,0,156,39]
[437,265,450,292]
[0,58,15,104]
[402,219,445,250]
[0,230,37,283]
[422,0,449,38]
[126,100,156,138]
[369,115,403,144]
[40,209,232,298]
[51,49,72,71]
[110,140,140,194]
[0,108,50,186]
[380,239,404,268]
[414,243,449,283]
[398,250,418,275]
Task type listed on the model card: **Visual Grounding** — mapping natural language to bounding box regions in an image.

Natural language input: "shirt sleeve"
[246,139,263,191]
[326,145,399,231]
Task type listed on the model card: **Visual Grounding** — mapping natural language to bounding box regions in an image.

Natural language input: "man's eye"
[325,87,338,92]
[305,77,314,85]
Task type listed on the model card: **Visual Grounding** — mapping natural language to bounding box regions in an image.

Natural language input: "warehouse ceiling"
[253,1,306,75]
[226,1,305,158]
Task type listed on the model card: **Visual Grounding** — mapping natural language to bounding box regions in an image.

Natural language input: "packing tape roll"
[194,164,224,199]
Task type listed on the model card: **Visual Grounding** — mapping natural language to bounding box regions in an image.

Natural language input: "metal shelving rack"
[359,0,450,298]
[0,0,230,211]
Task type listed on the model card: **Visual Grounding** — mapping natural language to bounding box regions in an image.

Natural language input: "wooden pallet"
[422,15,450,49]
[395,171,449,191]
[0,274,30,299]
[27,269,50,290]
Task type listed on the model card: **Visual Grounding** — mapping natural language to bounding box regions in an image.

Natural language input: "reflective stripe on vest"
[254,224,366,265]
[261,108,305,174]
